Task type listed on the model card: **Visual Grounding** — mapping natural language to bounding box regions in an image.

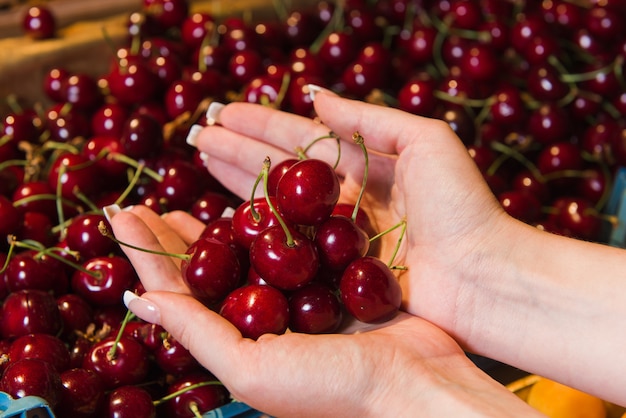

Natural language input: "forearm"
[463,218,626,405]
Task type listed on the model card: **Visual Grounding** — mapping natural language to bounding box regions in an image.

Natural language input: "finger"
[161,210,205,246]
[127,206,189,257]
[313,92,458,155]
[200,102,364,174]
[109,211,189,294]
[205,157,264,200]
[134,291,245,382]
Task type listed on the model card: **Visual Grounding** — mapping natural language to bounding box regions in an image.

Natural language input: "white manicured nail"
[123,291,161,324]
[103,204,121,223]
[185,124,203,147]
[199,152,210,167]
[221,207,235,218]
[206,102,225,126]
[307,84,323,101]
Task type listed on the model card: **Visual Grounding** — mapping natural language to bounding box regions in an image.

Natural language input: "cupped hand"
[195,91,511,342]
[109,207,535,417]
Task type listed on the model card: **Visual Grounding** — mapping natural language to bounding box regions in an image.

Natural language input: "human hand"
[108,206,537,417]
[194,90,510,343]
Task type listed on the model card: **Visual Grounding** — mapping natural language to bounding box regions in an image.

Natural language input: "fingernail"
[103,204,121,223]
[206,102,225,126]
[123,291,161,324]
[307,84,324,101]
[185,124,203,147]
[199,152,210,167]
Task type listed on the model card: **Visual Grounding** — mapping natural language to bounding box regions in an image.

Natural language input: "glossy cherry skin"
[0,289,62,339]
[120,113,164,160]
[340,256,402,323]
[43,68,70,102]
[154,335,201,376]
[22,6,56,39]
[190,191,232,224]
[71,256,138,307]
[83,335,150,389]
[554,197,602,242]
[0,358,63,408]
[156,160,204,211]
[56,293,94,341]
[498,190,542,224]
[90,103,129,138]
[62,73,102,111]
[57,368,106,418]
[107,60,158,107]
[267,158,299,196]
[65,213,117,260]
[314,215,370,272]
[180,237,242,306]
[288,282,343,334]
[47,152,101,202]
[11,180,57,219]
[4,251,67,295]
[164,79,204,120]
[164,372,230,417]
[220,284,289,340]
[231,197,280,249]
[397,77,436,117]
[9,333,71,373]
[276,159,340,226]
[250,225,320,291]
[104,385,156,418]
[0,195,23,240]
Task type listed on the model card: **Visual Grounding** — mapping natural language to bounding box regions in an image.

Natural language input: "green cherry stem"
[152,381,225,407]
[98,222,191,262]
[262,156,295,247]
[107,308,136,360]
[351,131,368,223]
[368,219,408,268]
[297,131,341,168]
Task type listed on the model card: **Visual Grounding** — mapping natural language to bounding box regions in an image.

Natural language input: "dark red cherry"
[180,237,242,305]
[554,197,602,241]
[526,63,569,102]
[4,250,67,294]
[288,282,342,334]
[71,256,138,307]
[317,31,357,71]
[156,159,204,211]
[62,73,102,111]
[83,335,150,389]
[219,284,290,340]
[47,152,101,202]
[107,60,158,106]
[397,77,436,116]
[315,215,370,271]
[231,197,280,249]
[154,335,201,376]
[489,85,527,127]
[399,25,437,65]
[0,358,63,408]
[498,190,542,224]
[43,68,70,102]
[65,213,117,260]
[90,103,130,138]
[104,385,156,418]
[511,170,551,204]
[190,191,231,224]
[164,79,204,120]
[242,75,284,107]
[276,159,340,226]
[528,102,570,145]
[11,181,55,220]
[9,333,71,373]
[2,111,40,144]
[57,368,105,418]
[164,372,230,417]
[228,49,263,87]
[0,289,62,338]
[181,12,216,50]
[340,256,402,323]
[459,43,498,82]
[120,114,164,159]
[44,103,91,142]
[283,10,323,48]
[22,5,56,39]
[536,142,583,176]
[0,195,23,240]
[56,293,94,340]
[250,225,319,291]
[143,0,189,30]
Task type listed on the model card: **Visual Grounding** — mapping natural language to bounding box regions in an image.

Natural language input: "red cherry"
[0,195,24,243]
[498,190,542,224]
[65,213,117,260]
[9,333,71,373]
[71,256,138,307]
[0,289,62,339]
[154,335,201,376]
[83,335,150,389]
[288,282,343,334]
[143,0,189,30]
[340,256,402,323]
[231,197,280,249]
[56,294,94,340]
[164,372,230,417]
[180,237,242,305]
[57,368,105,418]
[22,6,56,39]
[315,215,370,271]
[276,159,340,226]
[219,284,289,340]
[0,358,63,408]
[105,385,156,418]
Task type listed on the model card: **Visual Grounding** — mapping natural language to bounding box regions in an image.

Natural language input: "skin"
[110,91,626,415]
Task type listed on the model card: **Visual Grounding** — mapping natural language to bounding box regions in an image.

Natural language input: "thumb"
[124,290,243,380]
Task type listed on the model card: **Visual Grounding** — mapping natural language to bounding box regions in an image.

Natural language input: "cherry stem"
[487,141,544,181]
[3,236,101,278]
[309,0,345,54]
[262,157,295,247]
[98,221,191,262]
[56,163,68,241]
[248,170,265,223]
[152,381,225,406]
[108,152,164,182]
[351,132,368,223]
[114,164,145,206]
[107,308,136,360]
[369,219,407,268]
[298,131,341,169]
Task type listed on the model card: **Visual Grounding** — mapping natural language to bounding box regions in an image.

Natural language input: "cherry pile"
[0,0,625,415]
